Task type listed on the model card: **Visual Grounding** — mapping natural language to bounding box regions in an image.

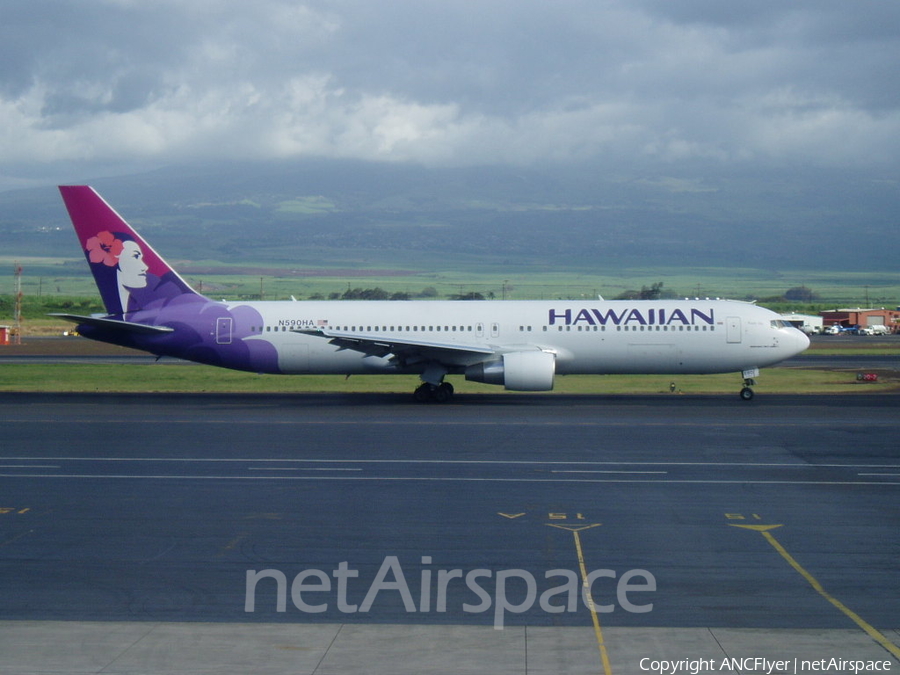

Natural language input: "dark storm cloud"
[1,0,898,184]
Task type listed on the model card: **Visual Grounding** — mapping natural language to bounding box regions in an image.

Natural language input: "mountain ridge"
[0,159,896,272]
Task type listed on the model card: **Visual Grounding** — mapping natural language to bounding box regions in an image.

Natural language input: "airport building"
[820,308,900,333]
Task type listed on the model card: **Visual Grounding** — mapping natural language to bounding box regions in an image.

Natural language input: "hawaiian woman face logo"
[117,240,149,289]
[85,231,149,314]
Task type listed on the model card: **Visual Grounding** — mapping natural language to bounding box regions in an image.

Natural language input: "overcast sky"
[2,0,899,191]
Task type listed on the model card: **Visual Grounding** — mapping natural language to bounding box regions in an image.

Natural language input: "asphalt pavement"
[0,392,897,673]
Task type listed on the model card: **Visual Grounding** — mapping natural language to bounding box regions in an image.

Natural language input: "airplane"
[54,185,810,402]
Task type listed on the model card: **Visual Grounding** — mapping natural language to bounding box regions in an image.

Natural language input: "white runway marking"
[0,465,60,469]
[247,467,363,471]
[2,456,900,468]
[550,470,668,474]
[0,473,898,486]
[0,458,897,484]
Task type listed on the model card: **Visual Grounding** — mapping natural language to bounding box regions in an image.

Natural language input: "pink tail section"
[59,186,173,279]
[59,186,200,316]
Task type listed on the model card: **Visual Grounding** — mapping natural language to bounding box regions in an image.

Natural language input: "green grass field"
[0,363,895,395]
[2,255,899,309]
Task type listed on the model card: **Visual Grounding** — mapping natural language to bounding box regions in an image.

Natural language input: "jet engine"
[465,350,556,391]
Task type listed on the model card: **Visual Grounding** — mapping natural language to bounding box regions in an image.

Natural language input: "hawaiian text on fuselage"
[549,307,715,327]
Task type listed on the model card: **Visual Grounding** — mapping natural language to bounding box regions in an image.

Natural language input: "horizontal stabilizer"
[48,313,174,335]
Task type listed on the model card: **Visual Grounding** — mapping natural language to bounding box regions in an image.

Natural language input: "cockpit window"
[770,320,792,329]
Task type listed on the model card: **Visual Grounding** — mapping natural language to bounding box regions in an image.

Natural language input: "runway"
[0,392,898,673]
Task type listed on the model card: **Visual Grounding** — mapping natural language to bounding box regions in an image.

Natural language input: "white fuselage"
[233,298,809,376]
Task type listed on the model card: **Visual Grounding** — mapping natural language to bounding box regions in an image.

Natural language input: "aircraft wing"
[294,327,496,366]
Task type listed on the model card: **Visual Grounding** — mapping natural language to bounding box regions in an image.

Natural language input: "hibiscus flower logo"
[85,231,124,267]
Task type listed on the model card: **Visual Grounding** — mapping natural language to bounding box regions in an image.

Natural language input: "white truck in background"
[781,313,823,335]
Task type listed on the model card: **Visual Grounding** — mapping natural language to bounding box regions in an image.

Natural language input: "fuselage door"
[726,316,742,344]
[216,317,233,345]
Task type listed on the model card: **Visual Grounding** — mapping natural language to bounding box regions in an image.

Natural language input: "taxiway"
[0,392,897,673]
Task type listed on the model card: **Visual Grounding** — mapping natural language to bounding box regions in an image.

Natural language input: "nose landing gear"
[739,368,759,401]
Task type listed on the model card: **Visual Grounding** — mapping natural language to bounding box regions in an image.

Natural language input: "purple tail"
[59,186,202,316]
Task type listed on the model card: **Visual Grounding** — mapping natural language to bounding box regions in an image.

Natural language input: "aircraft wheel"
[433,382,454,403]
[414,384,433,403]
[739,387,754,401]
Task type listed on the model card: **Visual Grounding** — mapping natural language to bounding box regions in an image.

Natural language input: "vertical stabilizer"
[59,186,201,316]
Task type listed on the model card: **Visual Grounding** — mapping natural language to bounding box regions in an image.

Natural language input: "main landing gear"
[414,381,454,403]
[413,364,454,403]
